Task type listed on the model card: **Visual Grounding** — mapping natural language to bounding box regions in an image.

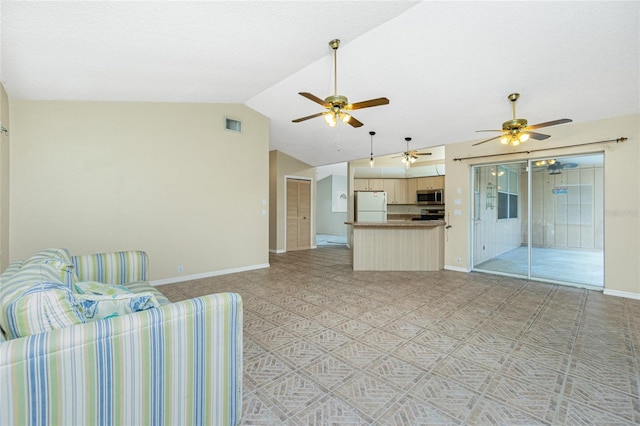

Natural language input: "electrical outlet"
[177,265,184,273]
[456,257,461,264]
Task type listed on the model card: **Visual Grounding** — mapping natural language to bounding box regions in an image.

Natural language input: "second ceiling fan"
[292,39,389,128]
[393,137,431,169]
[473,93,572,146]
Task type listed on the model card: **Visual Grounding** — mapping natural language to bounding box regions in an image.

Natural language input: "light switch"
[454,209,461,216]
[454,198,461,205]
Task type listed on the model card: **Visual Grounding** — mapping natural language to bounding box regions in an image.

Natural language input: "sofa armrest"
[71,250,149,284]
[0,292,243,426]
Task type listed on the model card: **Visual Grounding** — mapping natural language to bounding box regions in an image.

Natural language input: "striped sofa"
[0,249,243,425]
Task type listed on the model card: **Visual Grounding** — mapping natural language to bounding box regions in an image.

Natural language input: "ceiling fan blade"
[472,135,501,146]
[416,152,432,156]
[346,115,364,128]
[563,162,579,168]
[298,92,329,108]
[292,112,325,123]
[527,118,572,130]
[526,131,551,140]
[345,97,390,111]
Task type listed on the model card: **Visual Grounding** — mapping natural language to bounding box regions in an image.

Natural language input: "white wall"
[0,84,9,271]
[316,175,347,236]
[9,100,270,282]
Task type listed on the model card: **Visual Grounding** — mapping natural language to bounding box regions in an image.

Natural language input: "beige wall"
[0,84,9,271]
[9,100,270,282]
[269,150,315,252]
[445,114,640,297]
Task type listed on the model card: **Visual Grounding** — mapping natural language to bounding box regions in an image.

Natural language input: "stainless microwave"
[417,189,444,205]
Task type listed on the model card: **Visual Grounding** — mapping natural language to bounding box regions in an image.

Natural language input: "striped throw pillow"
[4,282,85,339]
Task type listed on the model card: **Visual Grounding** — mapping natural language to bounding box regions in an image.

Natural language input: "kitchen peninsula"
[345,220,445,271]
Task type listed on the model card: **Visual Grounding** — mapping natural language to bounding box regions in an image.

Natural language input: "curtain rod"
[452,137,628,162]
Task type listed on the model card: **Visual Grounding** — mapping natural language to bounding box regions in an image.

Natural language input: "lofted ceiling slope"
[1,1,638,167]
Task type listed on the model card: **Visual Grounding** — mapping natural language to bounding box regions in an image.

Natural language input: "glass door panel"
[472,161,529,278]
[529,154,604,287]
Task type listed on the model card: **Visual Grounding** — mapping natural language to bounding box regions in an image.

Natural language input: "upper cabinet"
[354,178,384,191]
[383,179,408,204]
[417,176,445,190]
[355,176,444,205]
[406,178,418,204]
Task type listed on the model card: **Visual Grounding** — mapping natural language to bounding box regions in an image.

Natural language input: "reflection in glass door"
[472,154,604,288]
[472,162,529,278]
[530,154,604,286]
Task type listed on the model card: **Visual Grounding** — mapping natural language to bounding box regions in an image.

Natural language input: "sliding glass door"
[530,154,604,286]
[472,154,604,288]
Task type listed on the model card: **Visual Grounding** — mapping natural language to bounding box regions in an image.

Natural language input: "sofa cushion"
[73,280,160,321]
[22,248,73,264]
[75,280,133,297]
[1,262,70,306]
[21,248,78,287]
[126,281,171,305]
[4,282,85,339]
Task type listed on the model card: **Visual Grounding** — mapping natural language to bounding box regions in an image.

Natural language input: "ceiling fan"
[292,39,389,128]
[534,159,579,175]
[392,137,431,169]
[473,93,572,146]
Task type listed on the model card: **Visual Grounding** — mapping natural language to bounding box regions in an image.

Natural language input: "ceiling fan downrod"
[330,39,340,97]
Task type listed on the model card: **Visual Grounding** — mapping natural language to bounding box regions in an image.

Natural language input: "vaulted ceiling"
[2,1,638,167]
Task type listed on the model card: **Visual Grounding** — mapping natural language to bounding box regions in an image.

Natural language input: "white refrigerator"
[355,191,387,223]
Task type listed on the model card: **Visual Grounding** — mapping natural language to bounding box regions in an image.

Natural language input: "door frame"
[284,175,314,252]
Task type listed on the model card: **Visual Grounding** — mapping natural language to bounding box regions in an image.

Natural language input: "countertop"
[345,220,446,227]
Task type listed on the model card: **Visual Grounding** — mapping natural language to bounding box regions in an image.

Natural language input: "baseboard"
[603,289,640,300]
[269,249,286,254]
[444,265,469,273]
[150,263,270,286]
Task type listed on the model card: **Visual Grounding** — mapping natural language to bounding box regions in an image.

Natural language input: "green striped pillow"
[4,282,85,339]
[21,248,78,287]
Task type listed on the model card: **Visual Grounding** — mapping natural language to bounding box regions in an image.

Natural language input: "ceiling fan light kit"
[396,137,431,169]
[292,39,389,128]
[473,93,572,147]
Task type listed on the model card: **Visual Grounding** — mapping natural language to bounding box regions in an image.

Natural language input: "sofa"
[0,248,243,425]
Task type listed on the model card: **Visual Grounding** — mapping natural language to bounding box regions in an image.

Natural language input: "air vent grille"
[225,118,242,133]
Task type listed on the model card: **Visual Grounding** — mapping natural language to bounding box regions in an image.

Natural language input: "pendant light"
[369,131,375,168]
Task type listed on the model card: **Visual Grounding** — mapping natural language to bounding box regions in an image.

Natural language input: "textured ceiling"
[2,1,639,167]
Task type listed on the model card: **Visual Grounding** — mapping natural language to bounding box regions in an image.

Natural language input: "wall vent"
[225,118,242,133]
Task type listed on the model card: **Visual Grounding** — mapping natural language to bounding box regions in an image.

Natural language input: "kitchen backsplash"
[387,204,444,215]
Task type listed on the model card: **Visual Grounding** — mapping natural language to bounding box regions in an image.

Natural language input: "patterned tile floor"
[157,246,640,425]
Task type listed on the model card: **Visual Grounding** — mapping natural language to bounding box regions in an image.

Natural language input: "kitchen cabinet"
[357,176,444,204]
[354,178,384,191]
[383,179,409,204]
[417,176,445,190]
[406,178,418,204]
[382,179,395,202]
